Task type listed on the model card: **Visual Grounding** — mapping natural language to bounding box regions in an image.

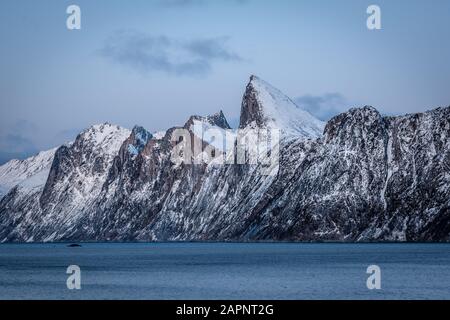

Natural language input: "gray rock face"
[0,77,449,242]
[240,75,266,128]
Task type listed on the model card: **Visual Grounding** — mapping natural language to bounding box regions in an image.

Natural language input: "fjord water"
[0,243,448,300]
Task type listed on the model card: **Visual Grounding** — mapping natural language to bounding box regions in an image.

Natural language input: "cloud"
[0,119,39,163]
[100,31,243,76]
[0,134,39,164]
[11,119,38,134]
[0,150,38,165]
[0,134,37,154]
[186,38,242,62]
[0,122,80,165]
[295,93,350,121]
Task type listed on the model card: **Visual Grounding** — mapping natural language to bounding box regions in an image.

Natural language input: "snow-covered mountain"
[240,75,325,139]
[0,76,449,242]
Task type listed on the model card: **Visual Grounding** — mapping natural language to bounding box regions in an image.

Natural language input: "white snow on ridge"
[250,76,325,138]
[152,130,166,140]
[0,123,131,200]
[0,147,57,198]
[81,123,131,157]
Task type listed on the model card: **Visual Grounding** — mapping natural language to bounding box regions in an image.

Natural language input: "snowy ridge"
[0,148,57,198]
[80,123,131,157]
[152,131,166,140]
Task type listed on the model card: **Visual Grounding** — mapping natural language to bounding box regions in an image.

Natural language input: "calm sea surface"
[0,243,448,300]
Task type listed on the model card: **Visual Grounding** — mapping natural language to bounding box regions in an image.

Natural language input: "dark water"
[0,243,449,300]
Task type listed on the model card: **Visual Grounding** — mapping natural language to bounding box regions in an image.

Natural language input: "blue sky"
[1,0,450,163]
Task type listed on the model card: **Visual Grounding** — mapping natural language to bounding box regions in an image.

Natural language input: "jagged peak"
[240,75,325,139]
[131,125,152,143]
[184,110,231,130]
[323,106,385,143]
[349,105,379,114]
[328,105,382,122]
[82,122,123,134]
[126,125,153,156]
[79,122,129,137]
[73,123,131,157]
[206,110,231,129]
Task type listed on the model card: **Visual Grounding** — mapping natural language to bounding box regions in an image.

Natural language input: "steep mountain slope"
[0,123,130,241]
[0,76,448,242]
[240,75,325,139]
[0,148,57,198]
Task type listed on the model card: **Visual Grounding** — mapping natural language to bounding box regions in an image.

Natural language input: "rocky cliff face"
[0,76,449,242]
[0,124,130,241]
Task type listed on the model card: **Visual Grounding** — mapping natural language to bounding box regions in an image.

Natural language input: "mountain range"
[0,76,449,242]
